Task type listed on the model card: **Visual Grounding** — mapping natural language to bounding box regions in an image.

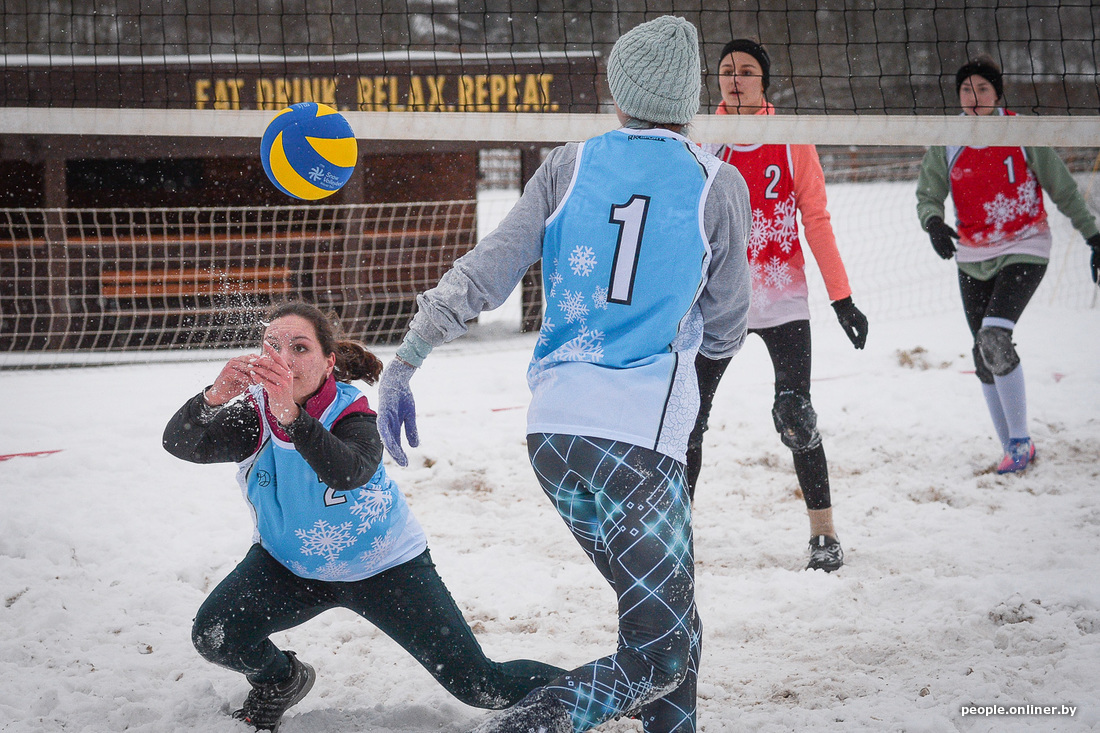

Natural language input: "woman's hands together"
[206,343,300,426]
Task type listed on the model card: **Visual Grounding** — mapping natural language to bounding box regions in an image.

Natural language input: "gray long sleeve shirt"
[408,132,752,361]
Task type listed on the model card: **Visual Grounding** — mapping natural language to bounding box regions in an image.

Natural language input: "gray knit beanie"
[607,16,701,125]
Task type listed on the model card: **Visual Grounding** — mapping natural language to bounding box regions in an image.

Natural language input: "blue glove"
[377,358,419,467]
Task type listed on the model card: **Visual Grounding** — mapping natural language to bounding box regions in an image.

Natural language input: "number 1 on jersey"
[608,195,650,305]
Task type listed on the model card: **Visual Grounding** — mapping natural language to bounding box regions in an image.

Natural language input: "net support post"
[518,144,544,333]
[43,158,72,350]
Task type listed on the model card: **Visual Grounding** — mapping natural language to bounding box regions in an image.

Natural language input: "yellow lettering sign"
[407,76,426,111]
[427,76,449,111]
[194,80,211,110]
[196,72,560,112]
[373,76,387,108]
[523,75,541,110]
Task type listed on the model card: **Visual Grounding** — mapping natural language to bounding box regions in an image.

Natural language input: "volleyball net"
[1,2,1099,368]
[4,1,1099,116]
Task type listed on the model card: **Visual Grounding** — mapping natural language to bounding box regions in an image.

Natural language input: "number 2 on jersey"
[763,164,782,199]
[608,195,650,305]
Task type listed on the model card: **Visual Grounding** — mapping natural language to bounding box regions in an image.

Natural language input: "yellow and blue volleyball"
[260,102,357,200]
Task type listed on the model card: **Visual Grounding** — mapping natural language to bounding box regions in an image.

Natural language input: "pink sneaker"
[997,438,1035,474]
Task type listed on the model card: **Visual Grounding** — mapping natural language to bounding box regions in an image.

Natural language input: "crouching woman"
[163,300,561,731]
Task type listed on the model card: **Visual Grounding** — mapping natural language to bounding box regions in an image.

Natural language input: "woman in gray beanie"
[375,14,752,733]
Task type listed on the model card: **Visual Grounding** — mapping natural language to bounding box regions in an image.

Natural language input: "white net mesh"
[0,202,476,366]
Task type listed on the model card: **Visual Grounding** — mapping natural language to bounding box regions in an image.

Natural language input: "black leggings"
[687,320,830,509]
[958,262,1046,382]
[959,262,1047,337]
[192,544,563,709]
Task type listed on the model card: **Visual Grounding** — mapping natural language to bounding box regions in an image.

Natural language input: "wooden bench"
[100,266,294,299]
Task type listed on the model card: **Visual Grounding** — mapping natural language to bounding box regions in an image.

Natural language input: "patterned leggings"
[527,433,700,733]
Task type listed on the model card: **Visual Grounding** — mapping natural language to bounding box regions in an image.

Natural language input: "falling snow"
[3,185,1098,732]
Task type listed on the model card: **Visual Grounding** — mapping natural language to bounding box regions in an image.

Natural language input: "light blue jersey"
[528,129,722,461]
[236,382,426,582]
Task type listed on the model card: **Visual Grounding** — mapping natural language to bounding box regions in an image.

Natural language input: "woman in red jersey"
[691,38,869,573]
[916,55,1100,474]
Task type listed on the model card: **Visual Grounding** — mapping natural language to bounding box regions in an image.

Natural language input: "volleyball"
[260,102,357,200]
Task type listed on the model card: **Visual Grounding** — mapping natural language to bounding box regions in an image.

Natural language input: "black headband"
[719,39,770,92]
[955,60,1003,99]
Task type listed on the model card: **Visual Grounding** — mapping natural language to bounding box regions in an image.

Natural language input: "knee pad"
[971,343,994,384]
[771,391,821,452]
[977,326,1020,377]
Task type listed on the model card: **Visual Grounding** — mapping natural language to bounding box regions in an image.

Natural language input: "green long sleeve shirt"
[916,145,1098,240]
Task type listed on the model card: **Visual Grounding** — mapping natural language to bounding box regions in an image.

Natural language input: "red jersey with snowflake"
[949,145,1049,250]
[719,143,809,328]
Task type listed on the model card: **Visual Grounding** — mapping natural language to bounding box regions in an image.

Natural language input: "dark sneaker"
[807,535,844,572]
[468,688,573,733]
[232,651,316,731]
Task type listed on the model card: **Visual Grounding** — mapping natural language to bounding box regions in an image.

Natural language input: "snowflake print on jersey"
[358,530,398,567]
[548,270,564,298]
[558,325,605,363]
[977,180,1046,245]
[592,286,609,310]
[539,317,557,345]
[747,209,771,258]
[747,258,774,313]
[569,245,598,276]
[772,198,799,252]
[722,144,812,326]
[559,290,589,323]
[983,192,1018,238]
[748,257,765,285]
[537,316,556,346]
[314,560,352,581]
[763,256,793,289]
[295,519,356,562]
[1014,174,1042,218]
[349,489,394,534]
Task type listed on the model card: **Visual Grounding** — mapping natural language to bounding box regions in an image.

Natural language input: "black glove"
[831,296,868,350]
[925,216,959,260]
[1087,233,1100,285]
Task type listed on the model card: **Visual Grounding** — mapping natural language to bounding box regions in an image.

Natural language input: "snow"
[2,182,1099,732]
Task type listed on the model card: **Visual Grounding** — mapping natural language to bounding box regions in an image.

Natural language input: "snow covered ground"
[2,300,1098,733]
[2,182,1099,732]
